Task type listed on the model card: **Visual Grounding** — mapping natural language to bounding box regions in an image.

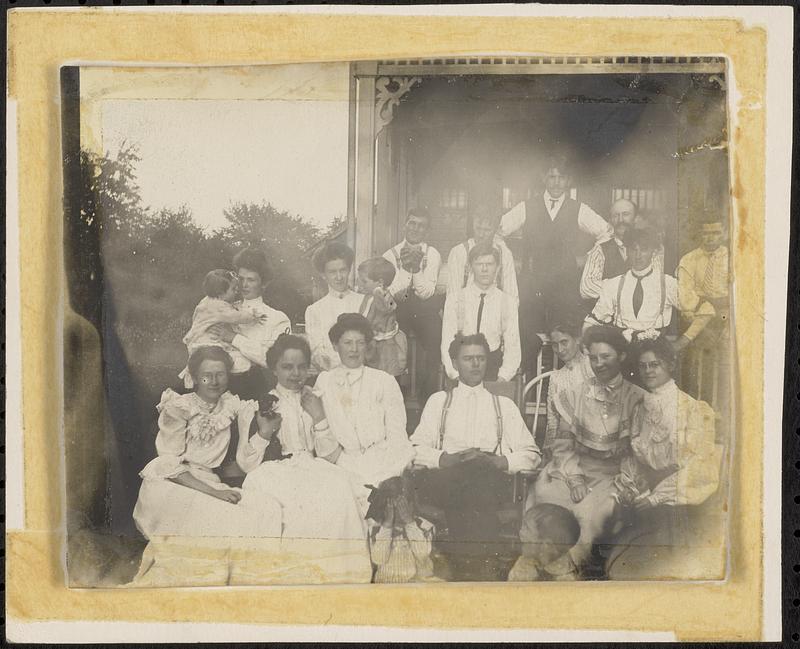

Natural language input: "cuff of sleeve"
[139,455,187,480]
[566,475,586,489]
[313,418,330,432]
[231,334,245,349]
[413,446,443,469]
[249,434,270,453]
[506,452,539,474]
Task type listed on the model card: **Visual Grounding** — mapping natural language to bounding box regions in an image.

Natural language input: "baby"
[507,504,581,581]
[179,269,265,388]
[356,257,408,377]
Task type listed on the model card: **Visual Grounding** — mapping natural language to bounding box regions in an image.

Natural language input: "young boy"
[507,503,581,581]
[356,257,408,377]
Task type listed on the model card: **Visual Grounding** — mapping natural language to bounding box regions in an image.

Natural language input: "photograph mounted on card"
[62,56,732,588]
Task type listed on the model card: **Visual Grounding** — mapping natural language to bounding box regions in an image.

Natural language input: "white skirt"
[133,468,282,539]
[242,454,368,542]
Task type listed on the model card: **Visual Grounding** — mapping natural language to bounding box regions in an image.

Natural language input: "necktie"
[476,293,486,332]
[701,252,716,296]
[632,270,652,318]
[550,199,558,211]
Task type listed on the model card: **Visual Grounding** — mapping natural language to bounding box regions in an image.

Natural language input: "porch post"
[351,61,378,265]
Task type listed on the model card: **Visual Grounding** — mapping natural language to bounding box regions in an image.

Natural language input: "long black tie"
[632,270,652,317]
[550,199,558,211]
[476,293,486,332]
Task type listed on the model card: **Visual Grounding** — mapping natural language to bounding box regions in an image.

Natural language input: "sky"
[99,97,350,231]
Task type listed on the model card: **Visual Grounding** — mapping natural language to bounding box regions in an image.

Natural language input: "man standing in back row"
[501,154,613,336]
[383,208,443,400]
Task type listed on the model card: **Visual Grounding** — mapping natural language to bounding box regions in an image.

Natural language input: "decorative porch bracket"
[375,76,422,135]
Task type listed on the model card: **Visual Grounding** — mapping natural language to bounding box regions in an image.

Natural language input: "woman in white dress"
[131,346,283,585]
[238,334,369,546]
[606,337,722,579]
[314,313,415,514]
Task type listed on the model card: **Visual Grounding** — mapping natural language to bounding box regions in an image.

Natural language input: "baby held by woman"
[179,269,267,387]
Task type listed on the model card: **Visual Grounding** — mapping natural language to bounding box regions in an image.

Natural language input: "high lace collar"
[644,379,678,403]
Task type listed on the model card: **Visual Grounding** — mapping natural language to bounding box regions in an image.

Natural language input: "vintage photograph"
[61,57,732,587]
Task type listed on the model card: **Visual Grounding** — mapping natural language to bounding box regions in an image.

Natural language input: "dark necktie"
[476,293,486,332]
[632,270,652,318]
[550,199,558,211]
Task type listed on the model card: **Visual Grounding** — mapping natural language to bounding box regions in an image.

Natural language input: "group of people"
[130,154,729,584]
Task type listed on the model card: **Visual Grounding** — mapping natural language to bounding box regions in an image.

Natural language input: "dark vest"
[521,196,592,286]
[600,239,628,280]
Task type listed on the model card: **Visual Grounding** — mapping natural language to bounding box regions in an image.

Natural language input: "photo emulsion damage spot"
[61,59,732,587]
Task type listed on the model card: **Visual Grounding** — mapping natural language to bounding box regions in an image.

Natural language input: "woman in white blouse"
[132,346,283,584]
[238,334,369,547]
[314,313,415,513]
[606,337,722,579]
[543,320,594,454]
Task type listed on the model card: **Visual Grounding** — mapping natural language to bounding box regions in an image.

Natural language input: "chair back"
[483,376,524,411]
[523,370,556,446]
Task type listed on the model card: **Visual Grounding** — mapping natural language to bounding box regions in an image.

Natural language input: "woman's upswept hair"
[187,346,234,382]
[550,319,583,341]
[313,242,355,274]
[265,333,311,370]
[633,336,677,370]
[583,325,628,357]
[232,247,272,284]
[328,313,374,345]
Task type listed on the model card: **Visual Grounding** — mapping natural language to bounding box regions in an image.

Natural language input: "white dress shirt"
[315,365,415,490]
[305,289,366,372]
[383,240,442,300]
[499,193,613,243]
[445,236,519,302]
[231,298,291,367]
[410,382,541,474]
[580,240,665,300]
[677,246,729,300]
[586,265,709,339]
[440,283,521,381]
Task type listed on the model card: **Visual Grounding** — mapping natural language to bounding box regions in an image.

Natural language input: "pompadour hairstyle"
[313,242,355,275]
[328,312,374,345]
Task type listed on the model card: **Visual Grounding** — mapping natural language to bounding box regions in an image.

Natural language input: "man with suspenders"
[445,209,519,303]
[583,226,714,350]
[382,208,444,399]
[410,334,541,580]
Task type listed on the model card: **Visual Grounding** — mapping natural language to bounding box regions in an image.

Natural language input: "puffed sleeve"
[651,397,721,506]
[139,389,192,480]
[545,387,584,485]
[235,400,271,474]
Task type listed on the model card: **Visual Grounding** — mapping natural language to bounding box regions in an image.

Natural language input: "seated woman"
[533,326,646,577]
[314,313,416,514]
[606,337,722,580]
[543,320,594,454]
[131,346,283,586]
[238,334,369,547]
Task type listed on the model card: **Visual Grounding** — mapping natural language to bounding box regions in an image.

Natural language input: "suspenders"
[436,389,504,455]
[461,241,504,290]
[613,271,667,328]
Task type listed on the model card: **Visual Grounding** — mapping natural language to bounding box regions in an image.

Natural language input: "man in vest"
[580,199,665,302]
[383,207,444,399]
[501,155,613,338]
[410,333,542,580]
[446,208,519,303]
[584,226,714,351]
[440,243,521,382]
